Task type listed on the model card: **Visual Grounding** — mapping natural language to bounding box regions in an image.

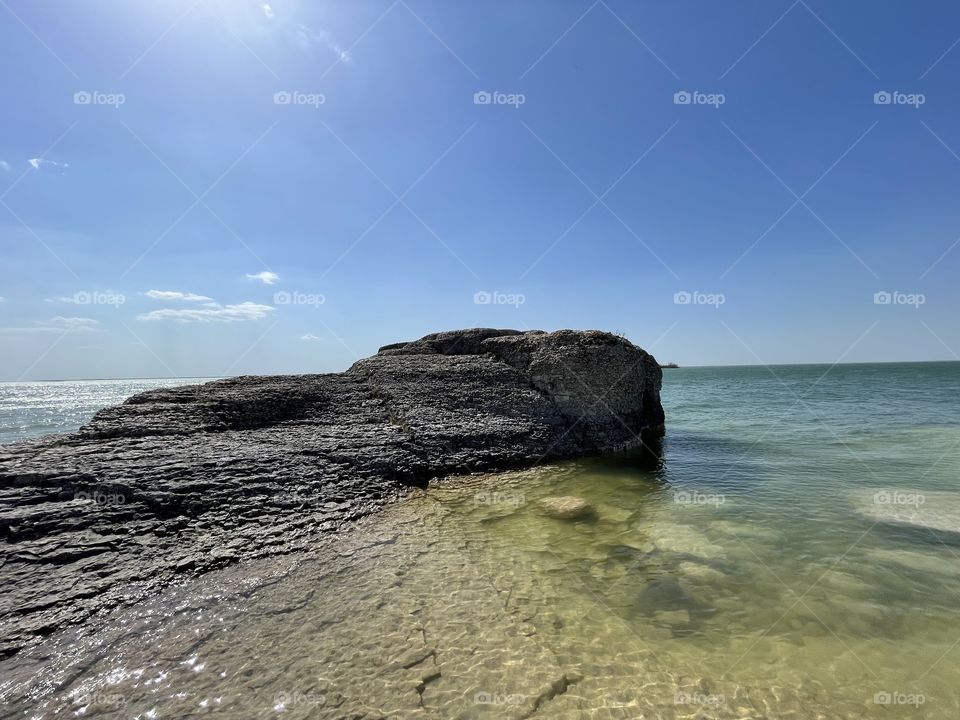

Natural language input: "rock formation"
[0,328,663,657]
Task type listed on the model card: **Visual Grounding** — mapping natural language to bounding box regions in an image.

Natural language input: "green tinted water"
[4,363,960,718]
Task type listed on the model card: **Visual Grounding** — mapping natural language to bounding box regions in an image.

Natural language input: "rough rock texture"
[0,328,663,658]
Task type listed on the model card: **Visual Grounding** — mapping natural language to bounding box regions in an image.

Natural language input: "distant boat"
[661,362,679,369]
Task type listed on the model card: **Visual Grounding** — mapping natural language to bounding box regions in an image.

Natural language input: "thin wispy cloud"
[249,3,346,62]
[0,161,10,172]
[246,271,279,285]
[300,333,322,341]
[46,291,125,305]
[28,158,69,170]
[0,317,99,334]
[143,290,213,302]
[137,301,275,323]
[47,316,99,331]
[296,25,350,62]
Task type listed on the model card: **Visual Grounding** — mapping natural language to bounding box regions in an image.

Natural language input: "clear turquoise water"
[3,363,960,718]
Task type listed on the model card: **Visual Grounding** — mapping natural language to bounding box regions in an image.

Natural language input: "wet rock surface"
[0,329,664,659]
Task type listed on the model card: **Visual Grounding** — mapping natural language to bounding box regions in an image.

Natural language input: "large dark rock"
[0,328,663,657]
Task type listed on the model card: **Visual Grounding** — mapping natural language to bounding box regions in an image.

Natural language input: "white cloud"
[295,25,350,61]
[28,158,68,170]
[137,301,275,323]
[0,296,5,302]
[299,333,322,341]
[246,271,279,285]
[47,316,99,331]
[143,290,213,302]
[0,316,99,334]
[44,291,126,307]
[261,2,275,19]
[0,161,10,172]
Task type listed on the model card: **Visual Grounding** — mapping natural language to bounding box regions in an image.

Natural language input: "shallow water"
[2,362,960,718]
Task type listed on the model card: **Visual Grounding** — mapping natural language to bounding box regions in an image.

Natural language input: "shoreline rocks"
[0,328,664,658]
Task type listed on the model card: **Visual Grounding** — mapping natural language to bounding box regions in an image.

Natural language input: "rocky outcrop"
[0,328,663,658]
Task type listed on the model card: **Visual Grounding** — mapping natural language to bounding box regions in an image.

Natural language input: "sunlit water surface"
[0,378,212,444]
[2,362,960,719]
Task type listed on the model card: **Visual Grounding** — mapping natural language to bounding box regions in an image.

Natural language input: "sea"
[2,362,959,718]
[0,378,213,444]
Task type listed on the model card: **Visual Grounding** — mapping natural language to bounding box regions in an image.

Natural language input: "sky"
[1,0,959,380]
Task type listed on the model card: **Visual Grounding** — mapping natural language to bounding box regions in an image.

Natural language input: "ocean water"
[3,362,960,719]
[0,378,212,444]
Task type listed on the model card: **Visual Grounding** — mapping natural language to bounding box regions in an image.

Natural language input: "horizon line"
[2,358,959,383]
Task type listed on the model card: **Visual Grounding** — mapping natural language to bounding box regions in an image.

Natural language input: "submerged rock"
[0,328,664,657]
[654,609,690,625]
[539,496,595,520]
[677,561,727,584]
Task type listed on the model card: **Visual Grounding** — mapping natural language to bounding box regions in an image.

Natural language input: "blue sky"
[1,0,959,379]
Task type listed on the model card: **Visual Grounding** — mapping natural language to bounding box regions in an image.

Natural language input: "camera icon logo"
[673,290,692,305]
[873,91,892,105]
[673,90,692,105]
[473,91,492,105]
[473,291,492,304]
[873,291,892,305]
[273,291,292,305]
[273,91,292,105]
[74,91,92,105]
